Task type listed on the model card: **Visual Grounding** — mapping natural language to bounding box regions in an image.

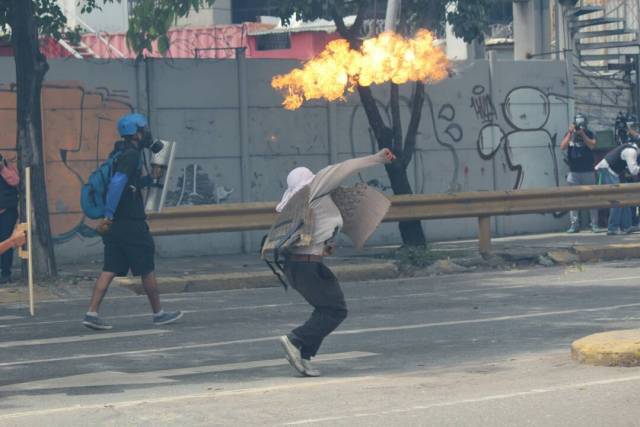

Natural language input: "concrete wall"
[574,73,634,131]
[0,56,572,261]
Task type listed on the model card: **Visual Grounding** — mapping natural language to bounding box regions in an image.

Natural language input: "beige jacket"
[262,151,391,259]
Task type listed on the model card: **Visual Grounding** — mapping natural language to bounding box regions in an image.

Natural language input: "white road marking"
[0,329,169,349]
[2,301,639,367]
[283,374,640,425]
[4,371,640,421]
[0,376,377,420]
[334,302,640,336]
[0,284,531,330]
[0,351,377,391]
[0,315,22,321]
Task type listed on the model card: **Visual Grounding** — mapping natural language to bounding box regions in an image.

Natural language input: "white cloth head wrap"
[276,167,315,212]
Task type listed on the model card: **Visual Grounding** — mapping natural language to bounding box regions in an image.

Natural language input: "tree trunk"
[10,0,58,279]
[385,160,427,246]
[333,7,427,247]
[356,85,427,247]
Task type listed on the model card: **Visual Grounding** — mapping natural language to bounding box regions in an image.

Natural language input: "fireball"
[272,30,449,110]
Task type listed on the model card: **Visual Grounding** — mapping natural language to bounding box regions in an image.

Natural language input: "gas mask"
[139,129,164,154]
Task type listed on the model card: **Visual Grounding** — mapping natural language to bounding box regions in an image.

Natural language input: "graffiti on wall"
[348,91,464,194]
[0,82,133,242]
[165,163,234,206]
[476,85,567,190]
[346,82,568,194]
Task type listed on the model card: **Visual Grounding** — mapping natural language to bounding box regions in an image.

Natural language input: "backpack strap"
[260,235,289,290]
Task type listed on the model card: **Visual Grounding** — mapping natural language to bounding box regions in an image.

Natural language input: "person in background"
[560,113,598,233]
[595,139,640,235]
[0,153,20,284]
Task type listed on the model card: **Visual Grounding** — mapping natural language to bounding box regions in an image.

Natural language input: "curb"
[115,261,398,295]
[573,243,640,262]
[571,329,640,367]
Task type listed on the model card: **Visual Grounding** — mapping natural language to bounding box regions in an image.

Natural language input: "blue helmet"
[117,113,148,137]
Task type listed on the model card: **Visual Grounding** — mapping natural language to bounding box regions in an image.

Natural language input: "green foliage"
[446,0,493,42]
[64,25,84,45]
[83,0,216,55]
[273,0,496,42]
[0,1,67,38]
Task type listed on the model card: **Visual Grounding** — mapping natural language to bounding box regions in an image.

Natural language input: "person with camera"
[561,113,598,233]
[82,113,182,330]
[0,153,20,284]
[595,133,640,235]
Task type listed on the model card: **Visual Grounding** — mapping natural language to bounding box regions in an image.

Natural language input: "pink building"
[3,22,341,61]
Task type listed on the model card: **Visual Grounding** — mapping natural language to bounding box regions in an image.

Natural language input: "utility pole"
[384,0,400,31]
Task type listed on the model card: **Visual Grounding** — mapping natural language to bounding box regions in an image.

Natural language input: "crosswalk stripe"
[0,329,169,349]
[0,351,378,391]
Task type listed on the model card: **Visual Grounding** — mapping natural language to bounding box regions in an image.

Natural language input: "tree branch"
[403,81,425,167]
[332,8,350,39]
[332,2,390,150]
[348,1,368,39]
[390,83,402,153]
[357,85,392,149]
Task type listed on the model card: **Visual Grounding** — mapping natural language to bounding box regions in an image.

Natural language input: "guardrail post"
[478,215,492,259]
[237,47,251,253]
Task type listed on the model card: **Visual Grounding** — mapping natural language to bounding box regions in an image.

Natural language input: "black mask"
[139,130,164,154]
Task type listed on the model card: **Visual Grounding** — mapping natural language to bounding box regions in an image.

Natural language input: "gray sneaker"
[153,311,183,325]
[279,335,305,376]
[566,225,579,234]
[82,314,112,331]
[301,358,321,377]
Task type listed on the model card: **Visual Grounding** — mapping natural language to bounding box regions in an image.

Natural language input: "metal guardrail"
[148,183,640,256]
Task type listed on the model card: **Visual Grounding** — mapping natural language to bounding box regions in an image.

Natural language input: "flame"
[272,30,449,110]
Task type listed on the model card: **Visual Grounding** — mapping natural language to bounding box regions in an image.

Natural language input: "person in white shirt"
[275,148,395,377]
[595,141,640,234]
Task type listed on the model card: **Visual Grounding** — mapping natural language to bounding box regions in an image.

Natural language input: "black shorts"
[102,219,155,277]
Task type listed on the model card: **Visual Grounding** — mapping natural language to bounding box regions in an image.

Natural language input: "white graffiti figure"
[477,86,561,189]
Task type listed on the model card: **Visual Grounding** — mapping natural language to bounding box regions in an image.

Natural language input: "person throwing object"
[263,148,396,377]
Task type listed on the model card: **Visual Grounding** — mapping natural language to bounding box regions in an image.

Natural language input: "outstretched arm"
[309,149,396,199]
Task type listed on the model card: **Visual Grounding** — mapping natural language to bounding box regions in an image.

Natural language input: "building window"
[255,33,291,50]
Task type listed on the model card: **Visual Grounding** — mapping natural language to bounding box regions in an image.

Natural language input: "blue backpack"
[80,150,123,219]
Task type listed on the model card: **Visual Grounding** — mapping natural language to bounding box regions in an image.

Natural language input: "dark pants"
[284,261,348,359]
[0,208,17,277]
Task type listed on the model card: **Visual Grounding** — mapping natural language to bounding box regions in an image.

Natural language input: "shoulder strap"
[260,235,289,290]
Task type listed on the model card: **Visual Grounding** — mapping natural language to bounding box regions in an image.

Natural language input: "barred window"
[255,33,291,51]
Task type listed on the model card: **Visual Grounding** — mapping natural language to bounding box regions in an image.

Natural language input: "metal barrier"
[148,183,640,256]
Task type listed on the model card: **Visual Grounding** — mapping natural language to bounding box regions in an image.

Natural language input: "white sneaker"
[279,336,305,376]
[301,358,321,377]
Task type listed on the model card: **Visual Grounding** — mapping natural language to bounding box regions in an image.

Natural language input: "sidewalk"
[3,230,640,303]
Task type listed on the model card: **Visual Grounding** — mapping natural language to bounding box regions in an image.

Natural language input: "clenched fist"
[96,218,113,236]
[379,148,397,163]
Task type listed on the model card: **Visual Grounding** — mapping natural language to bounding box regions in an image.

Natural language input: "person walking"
[82,113,182,330]
[266,148,396,377]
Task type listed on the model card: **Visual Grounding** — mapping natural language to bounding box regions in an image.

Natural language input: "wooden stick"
[25,167,34,317]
